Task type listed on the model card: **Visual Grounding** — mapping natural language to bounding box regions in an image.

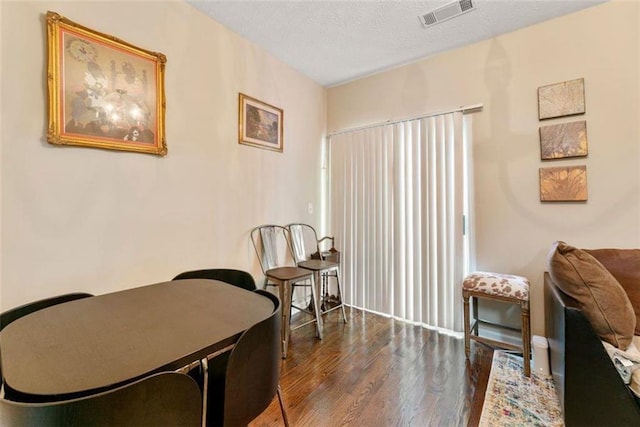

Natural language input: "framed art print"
[46,11,167,155]
[238,93,283,152]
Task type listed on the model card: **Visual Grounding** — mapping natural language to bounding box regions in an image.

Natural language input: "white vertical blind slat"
[383,126,393,314]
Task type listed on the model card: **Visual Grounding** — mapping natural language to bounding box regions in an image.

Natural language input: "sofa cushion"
[586,248,640,335]
[548,241,635,349]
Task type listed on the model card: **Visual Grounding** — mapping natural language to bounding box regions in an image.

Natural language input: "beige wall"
[328,1,640,335]
[0,1,326,309]
[2,1,638,337]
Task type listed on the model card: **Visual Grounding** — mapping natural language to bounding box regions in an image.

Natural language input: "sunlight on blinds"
[328,112,471,333]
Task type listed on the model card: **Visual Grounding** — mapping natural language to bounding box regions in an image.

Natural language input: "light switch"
[308,203,313,214]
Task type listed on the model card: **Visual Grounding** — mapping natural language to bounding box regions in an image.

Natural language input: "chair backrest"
[0,293,93,332]
[287,223,321,263]
[220,289,282,427]
[0,372,202,427]
[251,225,295,273]
[173,268,257,291]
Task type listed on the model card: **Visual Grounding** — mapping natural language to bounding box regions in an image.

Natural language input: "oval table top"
[0,279,274,400]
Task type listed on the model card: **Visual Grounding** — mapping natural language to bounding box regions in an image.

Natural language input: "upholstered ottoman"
[462,271,531,376]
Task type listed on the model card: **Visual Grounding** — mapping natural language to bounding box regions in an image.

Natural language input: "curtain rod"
[328,103,483,137]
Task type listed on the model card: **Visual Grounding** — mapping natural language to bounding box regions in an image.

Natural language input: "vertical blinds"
[328,112,470,333]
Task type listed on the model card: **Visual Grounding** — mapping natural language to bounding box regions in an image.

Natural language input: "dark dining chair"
[171,268,288,425]
[172,268,257,422]
[0,292,93,331]
[173,268,257,291]
[206,289,289,427]
[0,371,202,427]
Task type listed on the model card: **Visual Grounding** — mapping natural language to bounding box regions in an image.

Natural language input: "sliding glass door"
[327,112,472,333]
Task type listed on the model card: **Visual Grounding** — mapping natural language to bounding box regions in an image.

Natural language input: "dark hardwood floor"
[251,306,493,427]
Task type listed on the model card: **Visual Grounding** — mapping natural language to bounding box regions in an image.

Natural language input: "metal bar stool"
[286,223,347,323]
[250,225,322,359]
[463,271,531,377]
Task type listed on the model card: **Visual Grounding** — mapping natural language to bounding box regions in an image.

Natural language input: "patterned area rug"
[479,350,564,427]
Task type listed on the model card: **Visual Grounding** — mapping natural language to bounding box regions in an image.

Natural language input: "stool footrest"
[473,318,523,334]
[290,318,319,331]
[469,334,522,352]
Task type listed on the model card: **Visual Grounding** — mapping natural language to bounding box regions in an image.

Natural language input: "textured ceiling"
[187,0,606,87]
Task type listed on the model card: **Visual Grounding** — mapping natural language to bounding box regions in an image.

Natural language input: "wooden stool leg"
[463,291,470,359]
[521,300,531,377]
[472,296,479,335]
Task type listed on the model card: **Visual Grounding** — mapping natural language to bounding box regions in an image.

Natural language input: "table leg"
[200,357,208,427]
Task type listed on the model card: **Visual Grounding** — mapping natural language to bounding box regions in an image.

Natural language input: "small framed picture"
[46,11,167,156]
[238,93,283,152]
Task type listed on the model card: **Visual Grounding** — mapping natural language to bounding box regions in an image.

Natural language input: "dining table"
[0,278,274,402]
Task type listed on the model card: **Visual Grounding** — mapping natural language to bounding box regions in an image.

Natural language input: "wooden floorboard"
[250,306,493,427]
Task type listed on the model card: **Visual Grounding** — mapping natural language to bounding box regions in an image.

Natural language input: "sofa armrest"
[545,272,640,426]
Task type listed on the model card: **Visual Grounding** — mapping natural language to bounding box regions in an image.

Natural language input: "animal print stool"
[462,271,531,377]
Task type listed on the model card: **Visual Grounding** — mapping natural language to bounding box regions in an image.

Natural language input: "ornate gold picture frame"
[46,11,167,156]
[238,93,283,152]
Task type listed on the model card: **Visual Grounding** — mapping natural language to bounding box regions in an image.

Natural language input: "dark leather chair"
[206,289,289,427]
[171,269,289,425]
[1,293,94,404]
[172,268,257,422]
[173,268,257,291]
[0,293,93,331]
[0,372,202,426]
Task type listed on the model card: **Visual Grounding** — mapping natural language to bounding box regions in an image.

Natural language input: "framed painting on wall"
[538,78,585,120]
[46,11,167,156]
[539,165,588,202]
[238,93,283,152]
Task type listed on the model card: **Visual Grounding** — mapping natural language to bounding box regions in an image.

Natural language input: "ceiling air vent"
[419,0,475,28]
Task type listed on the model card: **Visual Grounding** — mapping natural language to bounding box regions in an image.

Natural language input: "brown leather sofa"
[545,247,640,427]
